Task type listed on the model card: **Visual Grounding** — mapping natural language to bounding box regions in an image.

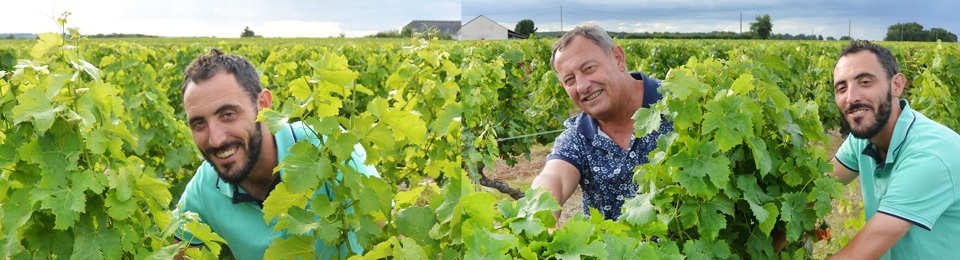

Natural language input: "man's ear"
[613,45,627,72]
[257,89,273,110]
[891,73,906,98]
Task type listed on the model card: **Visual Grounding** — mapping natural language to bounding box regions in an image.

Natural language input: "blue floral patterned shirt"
[546,72,673,220]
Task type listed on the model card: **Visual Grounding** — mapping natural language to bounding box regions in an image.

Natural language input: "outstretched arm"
[828,212,912,259]
[530,159,581,227]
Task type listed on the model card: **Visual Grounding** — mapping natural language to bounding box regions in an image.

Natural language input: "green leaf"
[103,190,137,220]
[730,73,755,94]
[746,136,772,177]
[184,219,227,254]
[286,207,319,235]
[279,141,330,194]
[142,243,186,260]
[289,77,312,100]
[397,237,429,260]
[780,192,810,241]
[619,192,656,226]
[30,33,62,59]
[463,219,517,260]
[264,235,315,260]
[546,220,608,260]
[662,68,706,99]
[381,110,427,144]
[702,95,751,151]
[257,106,290,134]
[72,214,122,260]
[395,206,438,246]
[262,183,309,223]
[667,139,729,198]
[667,96,703,131]
[432,101,462,136]
[809,177,845,218]
[697,199,732,241]
[632,107,661,137]
[461,192,498,224]
[12,86,64,132]
[38,183,86,229]
[508,218,546,237]
[758,202,779,235]
[76,59,102,82]
[682,239,732,260]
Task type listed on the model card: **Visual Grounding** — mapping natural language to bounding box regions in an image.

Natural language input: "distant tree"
[401,26,413,37]
[839,36,852,41]
[514,19,537,37]
[240,26,261,38]
[818,35,824,41]
[750,14,773,39]
[929,27,958,42]
[884,22,957,42]
[3,35,14,40]
[885,22,925,41]
[827,36,837,41]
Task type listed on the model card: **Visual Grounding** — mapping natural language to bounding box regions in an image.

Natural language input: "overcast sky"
[4,0,958,40]
[463,0,960,41]
[3,0,460,37]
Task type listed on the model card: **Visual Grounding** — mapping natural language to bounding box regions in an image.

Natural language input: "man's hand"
[530,159,581,228]
[828,212,912,259]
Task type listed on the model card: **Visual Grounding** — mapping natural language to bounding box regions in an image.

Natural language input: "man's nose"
[207,121,228,148]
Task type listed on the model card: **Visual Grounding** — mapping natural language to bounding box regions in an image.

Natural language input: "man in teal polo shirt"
[172,49,378,259]
[827,40,960,259]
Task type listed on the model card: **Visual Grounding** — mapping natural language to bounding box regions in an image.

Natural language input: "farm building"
[460,15,527,40]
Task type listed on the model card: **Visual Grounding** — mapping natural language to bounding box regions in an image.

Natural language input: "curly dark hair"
[836,40,899,79]
[180,48,261,103]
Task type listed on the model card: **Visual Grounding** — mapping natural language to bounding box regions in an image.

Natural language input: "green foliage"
[3,16,959,260]
[241,26,261,38]
[750,14,773,40]
[514,19,538,38]
[885,22,958,42]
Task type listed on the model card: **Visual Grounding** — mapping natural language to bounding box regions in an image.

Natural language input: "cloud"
[258,21,344,38]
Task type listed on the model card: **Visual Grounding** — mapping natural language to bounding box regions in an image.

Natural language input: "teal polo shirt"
[835,99,960,259]
[173,122,379,260]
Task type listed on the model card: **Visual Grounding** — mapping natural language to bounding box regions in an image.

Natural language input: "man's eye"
[564,77,575,85]
[223,112,235,119]
[191,121,205,129]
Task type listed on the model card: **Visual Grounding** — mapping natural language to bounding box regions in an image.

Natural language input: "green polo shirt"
[835,99,960,259]
[173,121,379,260]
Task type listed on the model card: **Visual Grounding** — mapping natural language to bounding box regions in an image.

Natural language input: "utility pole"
[740,12,742,34]
[560,5,564,32]
[848,19,851,39]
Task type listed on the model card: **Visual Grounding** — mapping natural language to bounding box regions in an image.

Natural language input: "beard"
[200,122,264,185]
[842,86,893,139]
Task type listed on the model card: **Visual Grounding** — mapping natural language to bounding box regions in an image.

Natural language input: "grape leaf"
[279,141,330,194]
[264,235,314,260]
[682,239,732,260]
[262,183,309,224]
[396,206,438,246]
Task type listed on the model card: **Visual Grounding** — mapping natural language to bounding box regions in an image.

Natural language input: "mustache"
[206,141,242,155]
[845,103,873,114]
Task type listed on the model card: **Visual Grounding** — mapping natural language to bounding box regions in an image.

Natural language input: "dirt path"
[485,131,862,258]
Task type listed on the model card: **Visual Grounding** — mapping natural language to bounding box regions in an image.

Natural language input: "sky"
[3,0,959,40]
[2,0,460,38]
[463,0,960,41]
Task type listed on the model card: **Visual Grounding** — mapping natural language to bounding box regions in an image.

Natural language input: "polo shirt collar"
[576,71,661,140]
[860,99,917,168]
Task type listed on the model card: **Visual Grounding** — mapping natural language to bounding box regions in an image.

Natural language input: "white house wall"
[461,17,508,40]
